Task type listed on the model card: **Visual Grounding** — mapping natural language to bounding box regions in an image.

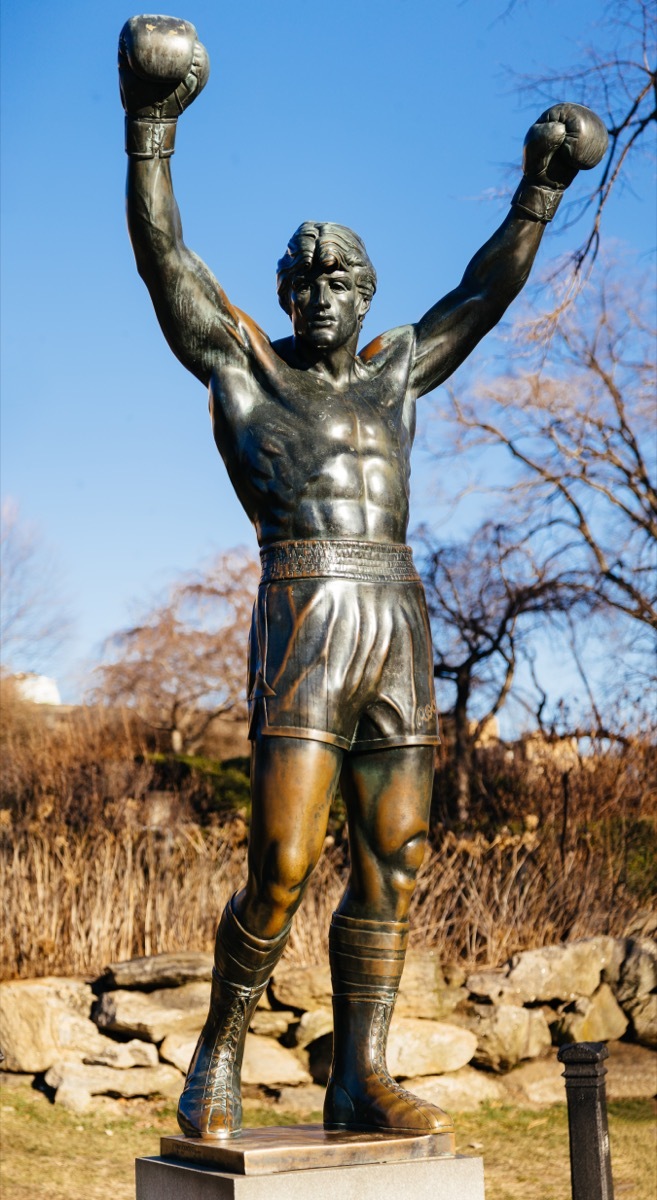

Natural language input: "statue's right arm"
[121,16,256,387]
[127,156,247,386]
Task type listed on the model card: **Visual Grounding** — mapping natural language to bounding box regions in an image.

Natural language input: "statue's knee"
[389,832,427,896]
[259,843,317,914]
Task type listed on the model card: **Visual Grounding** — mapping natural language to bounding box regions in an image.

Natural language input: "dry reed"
[1,821,648,980]
[1,680,654,980]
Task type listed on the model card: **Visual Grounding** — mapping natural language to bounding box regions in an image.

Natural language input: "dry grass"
[1,820,650,980]
[0,1082,654,1200]
[1,679,654,979]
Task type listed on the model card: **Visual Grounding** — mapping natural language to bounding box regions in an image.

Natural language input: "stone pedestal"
[135,1125,485,1199]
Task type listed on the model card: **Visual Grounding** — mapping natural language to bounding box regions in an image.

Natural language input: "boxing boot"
[177,897,289,1138]
[323,913,454,1135]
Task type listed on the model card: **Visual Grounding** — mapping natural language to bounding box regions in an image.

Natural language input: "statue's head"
[276,223,377,345]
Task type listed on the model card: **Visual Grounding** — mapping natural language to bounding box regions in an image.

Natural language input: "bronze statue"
[118,15,607,1141]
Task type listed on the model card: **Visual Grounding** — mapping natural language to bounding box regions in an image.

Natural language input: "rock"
[94,981,211,1043]
[249,1010,295,1037]
[506,941,615,1002]
[468,1004,551,1072]
[270,952,465,1020]
[98,952,214,991]
[269,964,332,1012]
[44,1061,183,1112]
[159,1031,311,1087]
[0,978,155,1073]
[605,1041,657,1100]
[553,983,629,1045]
[500,1055,566,1106]
[615,938,657,1048]
[275,1083,327,1115]
[387,1019,477,1078]
[293,1008,333,1050]
[469,940,620,1007]
[401,1067,506,1111]
[242,1036,312,1087]
[307,1017,476,1085]
[397,951,467,1019]
[465,971,525,1007]
[596,936,630,986]
[159,1032,197,1074]
[500,1041,657,1105]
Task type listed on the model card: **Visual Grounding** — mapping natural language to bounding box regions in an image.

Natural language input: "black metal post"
[558,1042,615,1200]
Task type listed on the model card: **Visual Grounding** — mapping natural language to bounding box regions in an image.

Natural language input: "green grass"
[1,1082,654,1200]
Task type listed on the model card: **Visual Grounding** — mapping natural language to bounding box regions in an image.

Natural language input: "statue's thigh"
[248,734,343,877]
[341,745,434,863]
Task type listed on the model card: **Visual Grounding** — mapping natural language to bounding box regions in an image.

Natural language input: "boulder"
[159,1032,197,1074]
[307,1018,476,1085]
[400,1067,506,1111]
[44,1060,183,1113]
[270,952,465,1020]
[614,938,657,1048]
[387,1018,477,1078]
[249,1010,295,1038]
[159,1030,312,1087]
[605,1041,657,1100]
[275,1083,327,1115]
[0,978,155,1073]
[292,1008,333,1050]
[94,981,211,1043]
[242,1035,312,1087]
[465,971,525,1007]
[553,983,629,1045]
[501,1041,657,1105]
[269,964,332,1012]
[98,952,214,991]
[395,951,467,1020]
[469,940,621,1006]
[468,1004,551,1072]
[500,1055,566,1106]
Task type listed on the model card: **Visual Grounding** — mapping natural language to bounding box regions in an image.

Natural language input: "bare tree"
[447,265,656,633]
[419,521,585,821]
[0,498,72,674]
[94,549,259,754]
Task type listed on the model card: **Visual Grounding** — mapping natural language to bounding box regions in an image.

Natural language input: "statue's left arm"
[409,104,608,399]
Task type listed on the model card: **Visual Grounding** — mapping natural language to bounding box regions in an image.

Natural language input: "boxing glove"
[512,103,608,222]
[119,15,210,159]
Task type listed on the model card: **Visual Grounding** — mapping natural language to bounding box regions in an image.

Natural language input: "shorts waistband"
[259,540,420,583]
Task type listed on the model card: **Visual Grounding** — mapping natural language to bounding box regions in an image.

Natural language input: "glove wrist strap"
[125,116,177,159]
[511,181,563,223]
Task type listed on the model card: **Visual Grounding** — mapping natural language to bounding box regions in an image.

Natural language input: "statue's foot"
[323,1073,454,1135]
[177,1029,243,1139]
[176,975,251,1139]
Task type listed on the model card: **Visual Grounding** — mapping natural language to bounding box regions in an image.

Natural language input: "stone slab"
[136,1153,485,1199]
[161,1124,455,1175]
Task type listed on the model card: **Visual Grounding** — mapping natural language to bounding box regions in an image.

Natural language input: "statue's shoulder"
[359,325,414,371]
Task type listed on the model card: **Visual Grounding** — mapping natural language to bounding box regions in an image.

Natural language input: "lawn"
[0,1081,654,1200]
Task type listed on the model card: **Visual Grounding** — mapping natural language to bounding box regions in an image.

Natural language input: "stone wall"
[1,936,654,1115]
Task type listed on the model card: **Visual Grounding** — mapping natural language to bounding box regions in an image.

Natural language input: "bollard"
[558,1042,615,1200]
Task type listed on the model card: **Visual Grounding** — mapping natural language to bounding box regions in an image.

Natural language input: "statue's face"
[289,265,369,350]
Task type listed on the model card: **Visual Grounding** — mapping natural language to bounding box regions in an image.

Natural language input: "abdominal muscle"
[254,453,412,547]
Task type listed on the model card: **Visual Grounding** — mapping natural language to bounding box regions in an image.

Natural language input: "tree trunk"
[453,670,473,824]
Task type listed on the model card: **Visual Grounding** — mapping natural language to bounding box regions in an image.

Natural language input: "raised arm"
[120,16,253,386]
[409,104,608,399]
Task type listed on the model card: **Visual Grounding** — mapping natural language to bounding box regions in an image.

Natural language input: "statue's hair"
[276,222,377,316]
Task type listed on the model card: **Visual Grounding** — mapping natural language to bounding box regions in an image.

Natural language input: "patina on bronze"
[119,14,608,1143]
[161,1124,455,1175]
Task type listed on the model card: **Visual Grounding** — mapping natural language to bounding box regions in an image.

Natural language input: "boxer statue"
[118,15,607,1140]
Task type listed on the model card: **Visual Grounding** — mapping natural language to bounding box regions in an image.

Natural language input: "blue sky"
[1,0,654,701]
